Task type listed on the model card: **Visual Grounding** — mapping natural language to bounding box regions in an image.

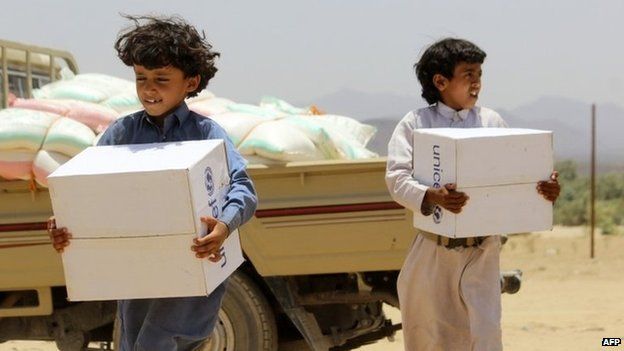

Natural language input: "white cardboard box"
[412,128,553,238]
[48,140,244,301]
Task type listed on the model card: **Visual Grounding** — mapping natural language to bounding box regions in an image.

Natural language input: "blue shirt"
[97,102,257,351]
[97,102,257,233]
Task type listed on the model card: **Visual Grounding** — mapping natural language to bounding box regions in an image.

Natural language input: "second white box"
[412,128,554,238]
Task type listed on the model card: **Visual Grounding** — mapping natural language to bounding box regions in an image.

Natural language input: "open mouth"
[144,98,163,104]
[469,91,479,98]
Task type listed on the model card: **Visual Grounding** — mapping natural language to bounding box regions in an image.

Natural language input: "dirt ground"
[356,226,624,351]
[499,226,624,351]
[2,226,622,351]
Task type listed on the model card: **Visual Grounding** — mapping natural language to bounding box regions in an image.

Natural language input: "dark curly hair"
[414,38,486,105]
[115,15,219,97]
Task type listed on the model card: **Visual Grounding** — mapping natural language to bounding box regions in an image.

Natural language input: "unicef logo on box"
[433,205,443,224]
[204,167,220,218]
[204,167,215,196]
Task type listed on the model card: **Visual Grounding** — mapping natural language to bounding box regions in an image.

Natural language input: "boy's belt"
[420,231,486,249]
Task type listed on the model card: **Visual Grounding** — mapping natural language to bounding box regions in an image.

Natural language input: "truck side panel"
[0,182,64,290]
[243,159,415,276]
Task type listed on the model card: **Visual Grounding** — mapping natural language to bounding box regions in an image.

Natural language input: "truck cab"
[1,39,79,106]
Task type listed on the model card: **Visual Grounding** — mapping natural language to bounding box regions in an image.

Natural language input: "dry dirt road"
[2,226,622,351]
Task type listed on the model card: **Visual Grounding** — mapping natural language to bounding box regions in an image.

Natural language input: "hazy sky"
[2,0,623,111]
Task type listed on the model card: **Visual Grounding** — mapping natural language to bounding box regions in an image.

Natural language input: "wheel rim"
[199,309,236,351]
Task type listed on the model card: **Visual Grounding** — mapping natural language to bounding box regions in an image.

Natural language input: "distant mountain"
[302,90,624,170]
[361,117,400,156]
[500,96,624,165]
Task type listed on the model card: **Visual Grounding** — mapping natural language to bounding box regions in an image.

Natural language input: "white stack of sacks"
[32,73,143,114]
[1,72,379,187]
[189,96,378,163]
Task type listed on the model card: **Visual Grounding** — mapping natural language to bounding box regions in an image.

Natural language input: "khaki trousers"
[397,233,502,351]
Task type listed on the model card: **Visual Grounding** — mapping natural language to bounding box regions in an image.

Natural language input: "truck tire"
[110,271,277,351]
[198,271,278,351]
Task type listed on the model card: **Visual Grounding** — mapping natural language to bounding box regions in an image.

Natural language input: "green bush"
[552,160,624,234]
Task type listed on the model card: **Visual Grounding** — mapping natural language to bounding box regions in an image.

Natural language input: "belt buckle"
[465,237,475,247]
[451,238,465,249]
[463,236,485,247]
[440,236,461,249]
[436,235,483,249]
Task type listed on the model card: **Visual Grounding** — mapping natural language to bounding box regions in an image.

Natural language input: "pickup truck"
[0,39,520,351]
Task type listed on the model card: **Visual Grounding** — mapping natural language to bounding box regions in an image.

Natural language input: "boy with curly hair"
[386,38,560,350]
[48,15,257,350]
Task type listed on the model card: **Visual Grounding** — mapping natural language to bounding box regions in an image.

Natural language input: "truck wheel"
[110,271,277,351]
[199,271,278,351]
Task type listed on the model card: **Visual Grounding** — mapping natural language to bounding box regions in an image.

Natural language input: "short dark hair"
[414,38,486,105]
[115,15,220,97]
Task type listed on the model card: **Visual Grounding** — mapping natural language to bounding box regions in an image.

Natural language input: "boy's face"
[134,65,200,118]
[433,62,482,110]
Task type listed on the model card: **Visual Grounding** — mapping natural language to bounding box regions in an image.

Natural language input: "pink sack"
[12,98,70,116]
[0,150,35,180]
[7,92,17,107]
[189,97,234,117]
[11,98,117,132]
[62,100,118,132]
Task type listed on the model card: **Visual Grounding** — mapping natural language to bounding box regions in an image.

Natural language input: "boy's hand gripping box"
[48,140,244,301]
[412,128,553,238]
